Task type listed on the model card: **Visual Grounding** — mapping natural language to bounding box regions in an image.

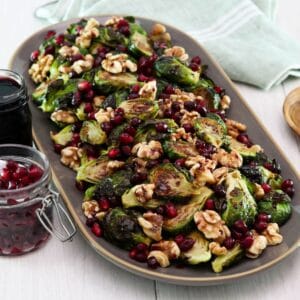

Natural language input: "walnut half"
[138,212,163,241]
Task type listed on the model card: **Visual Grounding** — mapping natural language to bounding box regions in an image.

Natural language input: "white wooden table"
[0,1,299,299]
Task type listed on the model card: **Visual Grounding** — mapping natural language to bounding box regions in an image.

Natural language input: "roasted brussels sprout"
[75,103,87,121]
[211,244,243,273]
[50,125,73,146]
[163,140,198,159]
[80,120,107,145]
[76,156,121,183]
[181,231,211,264]
[163,187,213,235]
[97,26,128,47]
[222,170,257,226]
[154,56,200,86]
[107,123,129,147]
[193,113,227,148]
[118,99,159,120]
[129,31,153,57]
[258,190,292,225]
[102,90,129,109]
[84,185,97,201]
[149,163,202,200]
[228,137,262,158]
[102,207,151,250]
[94,70,138,94]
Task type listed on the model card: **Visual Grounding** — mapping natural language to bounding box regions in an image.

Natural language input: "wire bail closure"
[36,187,76,242]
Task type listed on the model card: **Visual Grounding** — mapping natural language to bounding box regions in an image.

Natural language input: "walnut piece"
[170,128,194,143]
[150,23,171,42]
[209,241,228,256]
[93,96,106,107]
[60,146,81,170]
[138,212,163,241]
[72,54,94,74]
[105,16,122,27]
[28,54,54,83]
[164,46,189,62]
[212,167,228,185]
[151,240,180,260]
[58,45,80,58]
[95,107,115,124]
[82,200,99,218]
[212,148,243,168]
[76,18,99,48]
[220,95,231,110]
[50,110,78,124]
[180,110,200,126]
[132,141,163,160]
[254,183,265,200]
[226,118,247,138]
[132,184,155,203]
[262,223,283,246]
[147,250,170,267]
[246,230,267,258]
[194,210,231,244]
[138,80,157,100]
[101,53,137,74]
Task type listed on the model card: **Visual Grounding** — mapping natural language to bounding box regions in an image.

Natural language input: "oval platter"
[9,16,300,286]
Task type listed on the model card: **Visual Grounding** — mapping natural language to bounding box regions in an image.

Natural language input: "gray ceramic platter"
[10,16,300,286]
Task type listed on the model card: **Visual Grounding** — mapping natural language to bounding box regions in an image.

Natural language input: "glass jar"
[0,70,32,146]
[0,144,52,255]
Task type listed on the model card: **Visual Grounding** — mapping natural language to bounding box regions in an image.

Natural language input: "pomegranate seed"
[195,104,207,116]
[155,122,168,133]
[214,185,226,197]
[108,148,121,159]
[147,257,159,269]
[119,26,130,36]
[179,238,195,252]
[86,217,97,227]
[284,186,295,197]
[281,179,294,189]
[130,172,148,184]
[88,112,96,120]
[261,183,271,194]
[233,220,248,234]
[129,248,137,259]
[165,202,177,218]
[44,45,55,55]
[131,84,140,93]
[231,229,244,241]
[101,122,113,133]
[121,145,132,157]
[84,103,93,113]
[237,134,250,145]
[136,243,148,252]
[84,90,95,102]
[98,198,110,211]
[163,109,172,118]
[7,198,18,205]
[116,45,128,52]
[174,234,185,245]
[254,221,268,233]
[78,80,92,92]
[172,112,182,124]
[30,50,40,62]
[19,175,31,187]
[91,223,102,237]
[93,56,103,68]
[130,117,142,127]
[71,91,82,106]
[214,86,222,94]
[184,101,196,111]
[128,93,139,100]
[257,213,270,223]
[119,133,134,144]
[8,181,17,190]
[45,30,56,39]
[13,167,28,180]
[175,158,186,167]
[6,160,18,172]
[11,247,22,254]
[28,164,43,181]
[204,199,215,210]
[191,56,201,65]
[69,53,84,63]
[171,102,181,112]
[135,252,148,262]
[117,19,129,28]
[155,205,165,215]
[115,107,125,116]
[189,63,200,71]
[239,235,254,249]
[55,34,64,45]
[138,74,151,82]
[54,144,63,153]
[223,237,236,250]
[182,123,194,133]
[164,85,175,95]
[124,126,136,136]
[111,115,124,125]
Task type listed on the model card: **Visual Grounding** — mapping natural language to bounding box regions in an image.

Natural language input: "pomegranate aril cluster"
[231,220,254,249]
[130,243,149,262]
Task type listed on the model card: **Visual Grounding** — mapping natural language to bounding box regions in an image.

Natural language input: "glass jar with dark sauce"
[0,69,32,146]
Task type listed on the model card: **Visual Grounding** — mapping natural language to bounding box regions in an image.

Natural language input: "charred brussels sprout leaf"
[102,90,129,109]
[50,125,73,146]
[102,207,151,250]
[76,156,117,183]
[181,231,211,264]
[97,26,128,47]
[129,31,153,57]
[84,185,97,201]
[163,187,213,235]
[80,120,107,145]
[222,170,257,226]
[149,163,204,201]
[163,140,198,159]
[118,99,159,120]
[94,70,137,94]
[154,56,200,86]
[228,137,262,158]
[211,244,244,273]
[67,19,87,35]
[258,190,292,225]
[107,123,129,147]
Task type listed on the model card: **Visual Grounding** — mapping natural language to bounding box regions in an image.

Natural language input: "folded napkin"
[35,0,300,90]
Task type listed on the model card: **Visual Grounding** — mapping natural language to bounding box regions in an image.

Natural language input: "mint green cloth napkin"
[35,0,300,90]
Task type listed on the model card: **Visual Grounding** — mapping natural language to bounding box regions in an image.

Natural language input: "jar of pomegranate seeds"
[0,144,76,256]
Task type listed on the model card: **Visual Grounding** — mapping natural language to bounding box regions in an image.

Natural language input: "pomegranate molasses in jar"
[0,70,32,146]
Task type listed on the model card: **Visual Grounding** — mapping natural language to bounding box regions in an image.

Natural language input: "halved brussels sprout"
[80,120,107,145]
[229,136,262,158]
[181,231,211,264]
[193,113,227,148]
[75,103,87,121]
[50,125,73,146]
[211,244,244,273]
[94,70,138,94]
[163,187,213,235]
[118,99,159,120]
[154,56,199,86]
[222,170,257,226]
[149,163,202,200]
[163,140,198,159]
[129,31,153,57]
[97,26,128,47]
